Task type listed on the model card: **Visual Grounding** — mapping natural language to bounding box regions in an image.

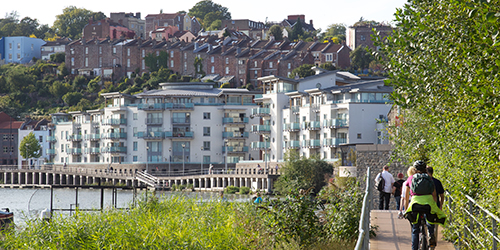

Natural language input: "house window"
[184,53,187,59]
[211,66,214,73]
[357,133,362,139]
[85,58,88,67]
[113,47,116,54]
[184,62,187,69]
[142,50,145,57]
[156,51,159,56]
[71,58,74,66]
[127,48,130,56]
[254,70,258,78]
[226,58,229,64]
[17,53,20,59]
[17,43,20,49]
[225,67,229,74]
[127,59,130,67]
[99,57,102,67]
[8,54,12,60]
[326,54,333,62]
[142,60,145,70]
[203,141,210,150]
[9,43,12,49]
[360,35,366,41]
[269,62,273,68]
[203,127,210,136]
[211,56,214,63]
[288,63,291,69]
[39,136,43,142]
[203,112,211,119]
[85,47,88,54]
[99,47,102,54]
[170,51,174,58]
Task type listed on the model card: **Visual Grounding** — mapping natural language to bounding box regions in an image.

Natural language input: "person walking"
[376,165,395,210]
[393,172,406,210]
[399,166,416,218]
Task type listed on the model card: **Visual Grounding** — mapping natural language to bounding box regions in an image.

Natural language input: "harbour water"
[0,188,252,225]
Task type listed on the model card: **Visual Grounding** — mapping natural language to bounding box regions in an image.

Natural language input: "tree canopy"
[0,12,52,39]
[291,64,315,79]
[320,23,346,43]
[188,0,231,29]
[53,6,106,39]
[268,25,283,41]
[19,132,41,160]
[350,45,373,70]
[378,0,500,240]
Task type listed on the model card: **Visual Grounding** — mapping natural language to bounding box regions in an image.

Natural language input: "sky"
[3,0,408,32]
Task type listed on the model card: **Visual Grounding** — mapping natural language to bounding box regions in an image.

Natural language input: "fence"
[355,167,372,250]
[445,191,500,249]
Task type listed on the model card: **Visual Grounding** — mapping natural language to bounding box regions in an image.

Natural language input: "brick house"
[346,23,393,50]
[109,12,146,38]
[151,26,179,41]
[83,19,135,40]
[145,13,201,38]
[220,19,268,40]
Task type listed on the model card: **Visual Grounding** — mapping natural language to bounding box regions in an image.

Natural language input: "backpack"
[375,172,385,192]
[411,173,435,195]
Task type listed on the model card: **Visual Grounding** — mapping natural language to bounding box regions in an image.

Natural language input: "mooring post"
[50,185,53,217]
[100,187,104,212]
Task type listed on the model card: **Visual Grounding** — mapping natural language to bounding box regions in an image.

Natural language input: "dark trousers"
[411,217,435,250]
[379,192,391,210]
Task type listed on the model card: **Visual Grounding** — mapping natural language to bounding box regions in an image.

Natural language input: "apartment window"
[203,141,210,151]
[170,60,174,68]
[211,56,214,63]
[17,53,20,59]
[211,66,214,73]
[184,53,187,59]
[61,144,64,153]
[226,57,229,64]
[170,51,174,58]
[288,63,291,69]
[71,58,74,66]
[142,60,145,70]
[133,113,138,120]
[17,43,20,49]
[357,133,362,139]
[85,47,88,54]
[269,62,273,68]
[133,142,138,151]
[133,156,138,162]
[9,43,12,49]
[85,58,88,67]
[99,57,102,67]
[8,54,12,60]
[99,47,102,54]
[127,48,130,56]
[254,70,258,78]
[203,127,210,136]
[142,50,145,57]
[203,156,210,163]
[225,67,229,74]
[39,136,43,142]
[203,112,211,119]
[113,47,116,54]
[3,147,7,153]
[127,59,130,67]
[133,127,137,137]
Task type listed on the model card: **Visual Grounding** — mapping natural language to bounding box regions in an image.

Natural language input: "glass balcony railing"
[301,139,321,148]
[291,106,300,113]
[46,149,56,155]
[146,118,163,125]
[251,141,270,149]
[323,119,348,128]
[101,133,127,139]
[102,119,127,125]
[67,134,82,141]
[301,121,321,130]
[46,136,57,142]
[84,147,100,154]
[283,123,300,131]
[251,125,271,133]
[164,131,194,138]
[222,117,249,124]
[251,108,270,116]
[222,132,249,138]
[101,147,127,153]
[137,132,165,139]
[84,134,100,140]
[165,103,194,110]
[138,103,165,110]
[69,148,82,154]
[323,138,347,146]
[283,140,300,148]
[222,146,249,153]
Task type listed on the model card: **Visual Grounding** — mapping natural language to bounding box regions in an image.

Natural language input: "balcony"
[69,148,82,155]
[164,131,194,138]
[222,146,249,153]
[222,132,249,139]
[283,123,300,132]
[165,103,194,110]
[312,104,321,112]
[172,118,190,124]
[323,119,348,128]
[251,125,271,133]
[301,121,321,130]
[46,136,57,142]
[323,138,347,147]
[138,103,165,110]
[146,118,163,125]
[301,139,321,148]
[84,134,100,140]
[283,140,300,149]
[251,107,270,117]
[137,131,165,140]
[251,141,270,150]
[102,118,127,126]
[101,133,127,139]
[67,134,82,141]
[84,147,100,154]
[222,117,249,124]
[46,149,56,155]
[101,147,127,153]
[291,106,300,114]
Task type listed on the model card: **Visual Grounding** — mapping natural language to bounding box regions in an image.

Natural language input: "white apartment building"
[17,119,52,169]
[50,82,260,173]
[252,69,393,163]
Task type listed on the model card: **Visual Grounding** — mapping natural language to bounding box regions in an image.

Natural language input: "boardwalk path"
[370,210,456,250]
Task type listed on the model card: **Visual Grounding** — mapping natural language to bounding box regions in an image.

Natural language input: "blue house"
[2,37,46,64]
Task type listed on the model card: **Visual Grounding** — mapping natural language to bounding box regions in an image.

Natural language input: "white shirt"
[377,170,395,193]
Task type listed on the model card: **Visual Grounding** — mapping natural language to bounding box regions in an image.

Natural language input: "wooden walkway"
[370,210,456,250]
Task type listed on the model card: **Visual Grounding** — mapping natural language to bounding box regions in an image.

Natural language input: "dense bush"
[225,185,239,194]
[239,186,250,194]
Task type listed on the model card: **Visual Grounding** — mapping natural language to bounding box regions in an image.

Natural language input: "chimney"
[136,12,141,19]
[310,20,313,26]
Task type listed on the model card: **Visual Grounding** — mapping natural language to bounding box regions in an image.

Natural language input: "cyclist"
[403,160,446,250]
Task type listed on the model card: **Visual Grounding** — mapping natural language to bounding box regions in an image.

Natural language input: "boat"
[0,208,14,231]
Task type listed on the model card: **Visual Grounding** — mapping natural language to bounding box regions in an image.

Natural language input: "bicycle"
[408,204,436,250]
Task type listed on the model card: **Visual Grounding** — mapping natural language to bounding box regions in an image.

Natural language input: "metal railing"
[355,167,372,250]
[445,191,500,249]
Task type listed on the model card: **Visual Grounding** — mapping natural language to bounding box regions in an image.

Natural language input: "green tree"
[62,92,83,106]
[49,81,71,102]
[377,0,500,243]
[19,132,41,160]
[207,19,221,31]
[291,64,315,79]
[50,52,65,63]
[144,51,168,72]
[320,62,336,71]
[87,77,100,93]
[350,45,373,70]
[268,25,283,41]
[53,6,106,39]
[188,0,231,29]
[289,18,304,41]
[320,23,346,42]
[275,151,333,194]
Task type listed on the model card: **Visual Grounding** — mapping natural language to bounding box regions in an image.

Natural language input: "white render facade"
[49,82,260,170]
[252,70,393,163]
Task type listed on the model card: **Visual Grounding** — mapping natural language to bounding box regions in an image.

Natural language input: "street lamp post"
[146,146,149,173]
[200,146,204,175]
[182,143,186,176]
